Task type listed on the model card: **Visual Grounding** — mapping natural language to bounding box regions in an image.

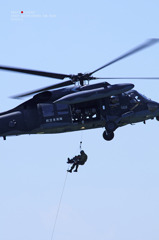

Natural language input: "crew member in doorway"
[67,150,88,173]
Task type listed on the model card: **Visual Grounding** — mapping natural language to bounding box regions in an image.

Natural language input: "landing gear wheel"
[156,116,159,121]
[103,131,114,141]
[105,121,117,132]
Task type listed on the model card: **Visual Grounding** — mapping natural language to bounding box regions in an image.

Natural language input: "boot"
[67,169,72,173]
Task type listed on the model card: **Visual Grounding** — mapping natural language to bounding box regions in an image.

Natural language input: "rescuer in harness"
[67,150,88,173]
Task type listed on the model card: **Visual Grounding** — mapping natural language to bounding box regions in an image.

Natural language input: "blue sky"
[1,1,159,240]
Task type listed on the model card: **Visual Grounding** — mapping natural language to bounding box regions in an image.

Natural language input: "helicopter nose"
[147,102,159,112]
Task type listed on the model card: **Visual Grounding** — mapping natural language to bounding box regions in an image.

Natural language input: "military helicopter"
[0,39,159,141]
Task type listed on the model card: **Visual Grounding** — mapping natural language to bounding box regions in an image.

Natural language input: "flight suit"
[67,151,87,172]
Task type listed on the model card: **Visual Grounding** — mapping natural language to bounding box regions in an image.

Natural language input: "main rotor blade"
[0,66,70,80]
[95,77,159,80]
[89,39,159,75]
[12,80,73,99]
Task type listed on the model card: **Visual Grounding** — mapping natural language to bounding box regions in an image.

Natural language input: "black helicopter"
[0,39,159,141]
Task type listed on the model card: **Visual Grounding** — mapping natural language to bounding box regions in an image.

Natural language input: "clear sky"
[1,1,159,240]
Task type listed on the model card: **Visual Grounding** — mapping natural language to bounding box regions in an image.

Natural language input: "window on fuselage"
[41,103,54,117]
[56,103,69,115]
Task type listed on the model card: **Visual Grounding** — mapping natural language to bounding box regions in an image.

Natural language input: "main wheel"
[103,131,114,141]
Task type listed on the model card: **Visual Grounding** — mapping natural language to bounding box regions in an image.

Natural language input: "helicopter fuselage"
[0,82,159,141]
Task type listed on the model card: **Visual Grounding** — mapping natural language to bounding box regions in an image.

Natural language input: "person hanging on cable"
[67,150,88,173]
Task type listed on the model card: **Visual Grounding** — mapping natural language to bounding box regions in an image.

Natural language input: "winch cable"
[80,130,84,151]
[50,170,68,240]
[50,134,84,240]
[80,141,82,151]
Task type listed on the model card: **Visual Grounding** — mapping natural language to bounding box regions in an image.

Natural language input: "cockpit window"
[128,90,150,103]
[128,92,140,102]
[139,93,150,101]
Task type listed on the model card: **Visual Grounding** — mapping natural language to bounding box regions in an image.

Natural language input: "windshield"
[138,93,151,101]
[127,90,150,102]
